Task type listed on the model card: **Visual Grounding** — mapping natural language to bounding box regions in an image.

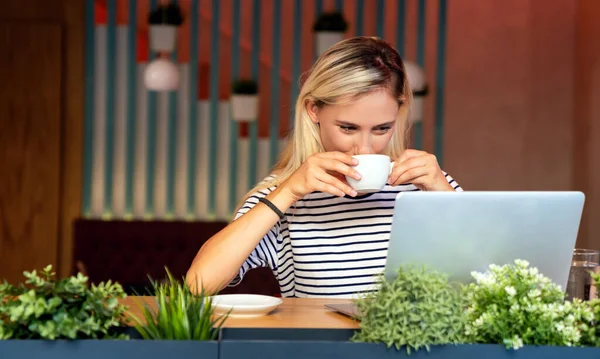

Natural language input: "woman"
[186,36,462,298]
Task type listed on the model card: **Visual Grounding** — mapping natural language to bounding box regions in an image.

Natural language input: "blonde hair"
[234,36,413,216]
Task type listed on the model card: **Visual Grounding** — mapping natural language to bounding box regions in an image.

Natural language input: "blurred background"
[1,0,598,295]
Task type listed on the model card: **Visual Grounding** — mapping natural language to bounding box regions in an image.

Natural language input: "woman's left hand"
[388,149,454,191]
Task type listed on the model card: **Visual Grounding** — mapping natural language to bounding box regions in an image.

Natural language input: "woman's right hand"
[280,151,362,200]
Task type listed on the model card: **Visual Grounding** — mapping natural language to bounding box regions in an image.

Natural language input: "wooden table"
[122,296,360,329]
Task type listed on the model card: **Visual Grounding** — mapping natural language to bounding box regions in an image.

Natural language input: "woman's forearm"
[185,186,296,294]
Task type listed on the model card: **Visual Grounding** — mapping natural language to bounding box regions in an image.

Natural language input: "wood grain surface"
[0,21,62,283]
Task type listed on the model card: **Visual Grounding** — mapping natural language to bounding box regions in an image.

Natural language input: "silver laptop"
[326,191,585,319]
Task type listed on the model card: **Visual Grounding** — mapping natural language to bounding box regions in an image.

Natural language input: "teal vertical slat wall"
[336,0,343,11]
[104,0,116,215]
[290,0,302,130]
[82,0,95,216]
[434,0,447,166]
[413,0,426,150]
[269,0,282,168]
[355,0,363,36]
[314,0,322,61]
[248,0,261,189]
[396,0,405,58]
[82,0,450,220]
[376,0,384,38]
[187,0,199,216]
[208,0,221,217]
[125,0,137,216]
[417,0,426,66]
[146,0,158,216]
[228,0,241,214]
[166,0,179,216]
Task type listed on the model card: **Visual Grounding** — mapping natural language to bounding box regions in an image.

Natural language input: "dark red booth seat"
[72,219,281,296]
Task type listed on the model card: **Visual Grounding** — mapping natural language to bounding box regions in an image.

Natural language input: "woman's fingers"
[392,166,430,187]
[315,170,358,197]
[312,153,361,180]
[388,156,428,185]
[325,151,359,166]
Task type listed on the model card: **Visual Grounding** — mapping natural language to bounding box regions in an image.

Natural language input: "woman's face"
[307,90,400,155]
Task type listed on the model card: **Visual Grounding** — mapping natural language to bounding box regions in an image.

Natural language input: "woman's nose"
[354,138,375,155]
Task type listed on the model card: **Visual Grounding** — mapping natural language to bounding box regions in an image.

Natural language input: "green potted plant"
[582,271,600,346]
[230,78,259,122]
[351,265,467,354]
[0,265,129,340]
[463,259,595,349]
[148,2,184,52]
[313,11,348,56]
[131,268,227,341]
[0,265,140,358]
[0,265,222,359]
[326,260,600,358]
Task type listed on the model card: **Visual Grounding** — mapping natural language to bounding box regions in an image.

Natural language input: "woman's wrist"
[429,175,454,191]
[264,185,297,216]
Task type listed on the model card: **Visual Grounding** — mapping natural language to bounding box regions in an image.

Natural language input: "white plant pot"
[410,95,424,124]
[149,25,177,52]
[315,32,344,56]
[231,95,259,122]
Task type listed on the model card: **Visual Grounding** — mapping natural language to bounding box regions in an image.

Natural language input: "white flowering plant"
[581,271,600,347]
[463,259,594,350]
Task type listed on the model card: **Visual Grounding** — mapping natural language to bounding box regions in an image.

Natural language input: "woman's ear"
[305,100,320,124]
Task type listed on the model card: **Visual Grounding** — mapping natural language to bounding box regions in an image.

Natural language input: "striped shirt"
[231,173,463,298]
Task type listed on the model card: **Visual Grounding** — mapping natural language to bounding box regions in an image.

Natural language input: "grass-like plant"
[351,265,467,354]
[131,269,227,340]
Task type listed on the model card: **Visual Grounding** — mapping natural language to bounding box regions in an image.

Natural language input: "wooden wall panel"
[0,22,63,283]
[0,0,84,280]
[59,0,85,278]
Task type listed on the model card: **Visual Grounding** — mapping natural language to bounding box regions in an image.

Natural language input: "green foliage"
[313,12,349,32]
[148,3,184,26]
[132,268,227,341]
[463,259,594,349]
[351,265,467,354]
[580,272,600,347]
[0,265,129,340]
[232,79,258,95]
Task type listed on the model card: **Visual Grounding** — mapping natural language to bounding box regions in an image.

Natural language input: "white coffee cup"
[345,154,395,193]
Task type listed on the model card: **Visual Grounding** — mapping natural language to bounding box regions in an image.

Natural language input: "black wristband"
[258,197,285,219]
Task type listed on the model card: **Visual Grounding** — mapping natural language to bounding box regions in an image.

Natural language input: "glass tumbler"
[567,248,600,301]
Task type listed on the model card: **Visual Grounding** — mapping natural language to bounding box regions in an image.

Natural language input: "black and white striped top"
[231,173,462,298]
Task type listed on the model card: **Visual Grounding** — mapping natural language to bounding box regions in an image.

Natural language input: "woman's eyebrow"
[335,120,395,127]
[374,121,395,127]
[335,120,359,127]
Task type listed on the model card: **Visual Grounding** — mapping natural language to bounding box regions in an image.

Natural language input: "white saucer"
[209,294,283,318]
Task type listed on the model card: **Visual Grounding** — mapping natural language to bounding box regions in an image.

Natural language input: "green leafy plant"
[351,265,467,354]
[232,79,258,95]
[0,265,129,340]
[132,268,227,340]
[579,271,600,347]
[148,3,184,26]
[313,12,349,32]
[463,259,594,350]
